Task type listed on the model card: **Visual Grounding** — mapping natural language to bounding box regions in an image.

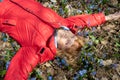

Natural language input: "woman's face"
[57,29,84,51]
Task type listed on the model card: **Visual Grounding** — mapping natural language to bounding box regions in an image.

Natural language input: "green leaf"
[115,42,120,47]
[102,0,109,4]
[95,40,99,44]
[89,35,96,42]
[0,70,6,77]
[112,53,120,58]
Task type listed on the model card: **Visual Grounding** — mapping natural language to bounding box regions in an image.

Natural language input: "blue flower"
[11,42,16,48]
[6,61,10,70]
[78,69,87,76]
[87,52,92,57]
[56,57,60,62]
[98,8,102,12]
[87,41,93,46]
[77,10,82,13]
[77,31,84,36]
[36,69,42,75]
[47,75,53,80]
[84,53,87,56]
[85,60,89,65]
[84,65,88,68]
[84,31,89,37]
[111,64,118,69]
[99,59,104,66]
[102,53,107,58]
[2,38,7,42]
[82,58,85,61]
[13,51,16,54]
[91,57,95,62]
[61,59,68,66]
[89,5,95,9]
[30,77,36,80]
[2,33,7,42]
[59,8,64,15]
[55,57,62,66]
[55,57,68,67]
[92,27,96,31]
[77,32,82,36]
[91,71,96,76]
[73,74,79,80]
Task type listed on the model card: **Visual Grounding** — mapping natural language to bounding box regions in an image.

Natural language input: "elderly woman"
[0,0,120,80]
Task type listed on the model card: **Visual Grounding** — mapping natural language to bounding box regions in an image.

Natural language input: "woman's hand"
[105,11,120,21]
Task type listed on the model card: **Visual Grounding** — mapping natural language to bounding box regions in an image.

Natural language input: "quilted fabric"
[0,0,106,80]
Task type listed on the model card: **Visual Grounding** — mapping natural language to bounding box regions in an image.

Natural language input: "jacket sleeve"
[34,3,105,33]
[0,18,2,31]
[66,13,106,33]
[4,47,40,80]
[40,6,106,33]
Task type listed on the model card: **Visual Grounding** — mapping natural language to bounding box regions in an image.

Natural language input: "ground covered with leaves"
[0,0,120,80]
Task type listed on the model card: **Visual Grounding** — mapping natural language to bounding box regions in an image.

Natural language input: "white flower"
[50,0,57,3]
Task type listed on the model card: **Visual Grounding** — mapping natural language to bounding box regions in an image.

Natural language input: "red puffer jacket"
[0,0,105,80]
